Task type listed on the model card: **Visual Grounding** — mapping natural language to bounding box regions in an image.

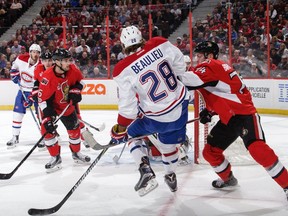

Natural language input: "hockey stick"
[28,147,109,215]
[113,142,127,164]
[0,103,70,180]
[79,119,105,132]
[19,85,41,131]
[90,117,201,151]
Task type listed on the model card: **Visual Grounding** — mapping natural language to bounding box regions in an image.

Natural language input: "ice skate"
[45,155,62,173]
[284,189,288,201]
[212,172,238,189]
[72,152,91,164]
[6,135,19,149]
[164,172,178,192]
[134,156,158,196]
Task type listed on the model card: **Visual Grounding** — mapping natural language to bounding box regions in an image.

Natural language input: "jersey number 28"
[140,61,177,103]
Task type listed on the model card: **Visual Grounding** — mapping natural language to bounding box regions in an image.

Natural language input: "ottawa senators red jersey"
[180,58,257,124]
[38,63,83,116]
[34,64,46,82]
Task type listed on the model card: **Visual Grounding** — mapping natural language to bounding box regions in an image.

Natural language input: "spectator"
[0,53,7,71]
[78,51,90,66]
[11,40,22,55]
[117,48,126,61]
[175,37,186,51]
[75,39,91,54]
[271,48,282,66]
[96,60,108,77]
[278,55,288,70]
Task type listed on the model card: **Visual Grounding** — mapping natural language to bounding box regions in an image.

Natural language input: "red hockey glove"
[110,124,128,144]
[199,108,213,124]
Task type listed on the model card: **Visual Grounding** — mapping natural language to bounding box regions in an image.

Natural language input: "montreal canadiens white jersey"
[11,54,40,92]
[113,37,189,125]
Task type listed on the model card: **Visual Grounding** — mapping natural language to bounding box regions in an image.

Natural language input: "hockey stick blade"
[113,155,119,164]
[28,147,109,215]
[80,120,105,132]
[89,117,200,151]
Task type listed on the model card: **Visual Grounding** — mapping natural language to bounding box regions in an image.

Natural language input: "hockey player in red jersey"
[32,51,90,149]
[7,44,41,148]
[180,41,288,200]
[38,48,90,172]
[110,26,189,196]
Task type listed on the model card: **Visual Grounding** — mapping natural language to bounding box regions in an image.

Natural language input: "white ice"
[0,110,288,216]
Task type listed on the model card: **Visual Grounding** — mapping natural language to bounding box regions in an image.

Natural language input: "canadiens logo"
[21,72,33,82]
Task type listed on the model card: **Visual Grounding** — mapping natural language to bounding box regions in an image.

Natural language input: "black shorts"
[60,112,79,130]
[207,113,266,150]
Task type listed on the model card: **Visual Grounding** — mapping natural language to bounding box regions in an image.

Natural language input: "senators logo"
[59,81,70,103]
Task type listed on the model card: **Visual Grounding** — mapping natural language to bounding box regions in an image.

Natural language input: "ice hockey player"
[110,25,189,196]
[7,44,41,148]
[32,51,90,149]
[38,48,91,172]
[179,41,288,200]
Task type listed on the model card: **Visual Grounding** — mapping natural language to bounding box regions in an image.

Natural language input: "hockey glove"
[110,124,128,144]
[10,69,20,84]
[29,87,39,103]
[199,108,213,124]
[68,88,82,105]
[23,99,33,108]
[42,117,57,134]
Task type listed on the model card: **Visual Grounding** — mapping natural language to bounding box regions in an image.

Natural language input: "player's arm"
[10,58,20,84]
[178,65,218,90]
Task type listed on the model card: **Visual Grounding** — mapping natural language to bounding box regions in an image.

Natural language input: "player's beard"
[30,55,39,64]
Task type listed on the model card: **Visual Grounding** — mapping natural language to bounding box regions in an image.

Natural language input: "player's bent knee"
[248,141,278,167]
[202,144,225,166]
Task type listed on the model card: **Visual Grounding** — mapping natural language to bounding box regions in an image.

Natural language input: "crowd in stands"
[0,0,36,37]
[184,0,288,78]
[0,0,287,80]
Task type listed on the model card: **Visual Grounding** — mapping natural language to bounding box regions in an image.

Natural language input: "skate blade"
[212,184,239,191]
[73,159,91,165]
[46,165,62,173]
[7,144,17,149]
[138,179,158,197]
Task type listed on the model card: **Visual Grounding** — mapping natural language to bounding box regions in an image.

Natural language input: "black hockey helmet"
[194,41,219,59]
[52,48,71,60]
[40,51,52,59]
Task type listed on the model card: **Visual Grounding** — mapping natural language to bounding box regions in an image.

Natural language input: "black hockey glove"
[42,117,57,134]
[199,108,213,124]
[68,83,83,105]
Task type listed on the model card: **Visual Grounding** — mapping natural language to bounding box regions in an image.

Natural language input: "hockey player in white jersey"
[7,44,41,148]
[110,26,189,196]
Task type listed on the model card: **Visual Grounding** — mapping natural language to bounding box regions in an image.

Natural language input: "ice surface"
[0,110,288,216]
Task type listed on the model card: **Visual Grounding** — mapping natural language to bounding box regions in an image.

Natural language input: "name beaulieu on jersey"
[131,48,164,74]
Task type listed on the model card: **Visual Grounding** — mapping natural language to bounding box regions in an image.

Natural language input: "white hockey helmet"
[29,44,41,54]
[120,25,142,49]
[184,55,191,63]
